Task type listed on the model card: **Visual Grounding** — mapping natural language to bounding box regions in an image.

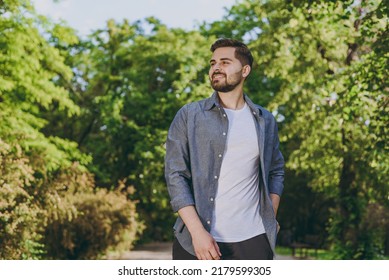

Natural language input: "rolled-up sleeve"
[268,120,285,196]
[165,105,195,212]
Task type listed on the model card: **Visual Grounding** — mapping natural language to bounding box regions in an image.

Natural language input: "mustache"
[211,71,226,78]
[211,68,243,78]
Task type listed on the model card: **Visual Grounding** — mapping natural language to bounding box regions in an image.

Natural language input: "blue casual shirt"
[165,92,285,256]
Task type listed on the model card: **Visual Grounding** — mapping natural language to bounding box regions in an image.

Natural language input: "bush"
[0,139,44,259]
[43,174,144,259]
[0,139,143,259]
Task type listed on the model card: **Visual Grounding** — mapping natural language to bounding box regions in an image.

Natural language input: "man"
[165,38,284,260]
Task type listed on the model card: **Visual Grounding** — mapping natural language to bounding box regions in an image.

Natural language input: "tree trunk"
[335,127,361,258]
[338,154,358,243]
[385,224,389,256]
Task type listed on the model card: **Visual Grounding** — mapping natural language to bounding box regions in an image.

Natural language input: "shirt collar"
[204,92,220,111]
[204,91,263,116]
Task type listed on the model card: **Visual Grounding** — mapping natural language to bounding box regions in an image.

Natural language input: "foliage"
[46,18,214,242]
[0,139,44,259]
[214,0,388,259]
[44,171,143,259]
[0,0,85,171]
[1,0,387,260]
[0,0,141,259]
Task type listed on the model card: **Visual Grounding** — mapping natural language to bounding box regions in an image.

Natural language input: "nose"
[211,63,221,73]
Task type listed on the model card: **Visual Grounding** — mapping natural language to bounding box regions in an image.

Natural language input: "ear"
[242,65,251,78]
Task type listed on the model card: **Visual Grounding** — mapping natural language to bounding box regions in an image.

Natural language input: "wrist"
[188,223,207,236]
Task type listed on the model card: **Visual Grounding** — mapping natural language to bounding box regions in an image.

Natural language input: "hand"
[177,206,222,260]
[191,228,222,260]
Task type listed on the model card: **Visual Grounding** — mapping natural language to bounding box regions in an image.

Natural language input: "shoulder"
[255,104,272,117]
[177,94,213,115]
[245,95,275,123]
[171,96,209,124]
[256,105,279,133]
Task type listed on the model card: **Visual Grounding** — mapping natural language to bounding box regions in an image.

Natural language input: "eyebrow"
[209,58,233,63]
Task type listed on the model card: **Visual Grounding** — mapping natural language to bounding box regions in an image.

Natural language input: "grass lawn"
[276,246,333,260]
[276,246,389,260]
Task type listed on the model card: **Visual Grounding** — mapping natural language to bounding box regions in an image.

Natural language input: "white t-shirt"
[210,102,266,242]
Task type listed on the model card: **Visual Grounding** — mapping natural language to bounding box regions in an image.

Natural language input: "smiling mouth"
[212,73,225,80]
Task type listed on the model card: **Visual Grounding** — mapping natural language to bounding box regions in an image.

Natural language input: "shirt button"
[253,111,256,115]
[223,114,226,117]
[222,132,226,136]
[214,175,218,179]
[207,220,211,225]
[210,197,214,202]
[218,154,222,158]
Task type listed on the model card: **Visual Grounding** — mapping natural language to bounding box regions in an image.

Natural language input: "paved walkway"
[108,242,295,260]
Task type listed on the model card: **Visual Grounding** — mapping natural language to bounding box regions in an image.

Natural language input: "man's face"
[209,47,244,92]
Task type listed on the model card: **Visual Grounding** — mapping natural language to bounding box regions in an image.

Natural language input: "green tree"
[1,0,141,259]
[0,0,84,258]
[46,17,214,241]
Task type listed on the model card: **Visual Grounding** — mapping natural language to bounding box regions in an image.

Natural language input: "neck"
[217,88,245,110]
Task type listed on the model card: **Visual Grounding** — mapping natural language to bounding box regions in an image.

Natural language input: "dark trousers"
[173,233,273,260]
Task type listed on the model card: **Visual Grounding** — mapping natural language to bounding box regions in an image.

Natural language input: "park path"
[108,242,295,260]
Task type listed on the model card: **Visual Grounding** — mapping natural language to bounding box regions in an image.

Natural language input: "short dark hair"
[210,38,253,68]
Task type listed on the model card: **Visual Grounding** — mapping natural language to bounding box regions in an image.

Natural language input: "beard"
[210,70,243,92]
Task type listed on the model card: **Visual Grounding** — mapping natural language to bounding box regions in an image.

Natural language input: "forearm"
[270,193,280,217]
[178,205,221,260]
[177,205,206,235]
